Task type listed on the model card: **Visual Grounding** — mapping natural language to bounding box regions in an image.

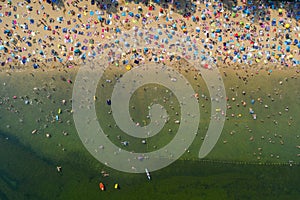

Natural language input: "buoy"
[99,182,105,191]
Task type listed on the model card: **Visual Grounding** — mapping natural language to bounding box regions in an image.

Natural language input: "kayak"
[99,182,105,191]
[114,183,119,189]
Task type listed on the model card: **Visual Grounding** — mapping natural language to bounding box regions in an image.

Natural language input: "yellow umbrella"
[285,23,290,29]
[126,65,131,71]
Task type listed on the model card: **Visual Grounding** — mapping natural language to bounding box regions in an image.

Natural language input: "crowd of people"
[0,0,299,70]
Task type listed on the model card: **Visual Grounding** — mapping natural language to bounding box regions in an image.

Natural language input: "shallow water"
[0,67,299,199]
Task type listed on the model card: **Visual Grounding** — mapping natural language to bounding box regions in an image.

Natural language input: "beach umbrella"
[106,19,111,25]
[272,19,276,26]
[115,27,121,33]
[74,49,81,54]
[33,63,39,69]
[125,65,131,70]
[75,42,81,47]
[285,24,290,29]
[128,12,134,17]
[285,39,291,45]
[196,27,200,33]
[124,42,130,47]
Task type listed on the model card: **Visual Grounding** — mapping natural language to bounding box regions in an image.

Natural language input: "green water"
[1,131,300,199]
[0,66,299,199]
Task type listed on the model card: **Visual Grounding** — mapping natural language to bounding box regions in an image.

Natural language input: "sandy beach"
[0,0,299,72]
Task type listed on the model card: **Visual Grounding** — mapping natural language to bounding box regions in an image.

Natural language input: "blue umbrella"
[285,39,291,45]
[116,27,121,33]
[293,39,298,45]
[128,12,134,17]
[124,42,130,48]
[74,49,81,54]
[33,63,39,69]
